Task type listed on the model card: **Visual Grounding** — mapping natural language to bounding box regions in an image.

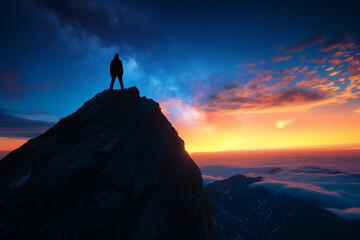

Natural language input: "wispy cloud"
[309,58,327,63]
[272,55,292,62]
[159,31,360,138]
[320,31,352,52]
[286,31,327,53]
[0,109,54,138]
[0,69,50,100]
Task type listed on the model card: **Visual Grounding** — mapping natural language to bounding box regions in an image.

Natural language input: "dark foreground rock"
[0,87,216,240]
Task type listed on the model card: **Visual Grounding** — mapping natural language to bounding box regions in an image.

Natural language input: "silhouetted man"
[110,53,124,91]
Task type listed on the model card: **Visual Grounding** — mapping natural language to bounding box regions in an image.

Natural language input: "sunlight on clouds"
[181,105,204,123]
[276,119,294,129]
[353,108,360,114]
[159,31,360,152]
[329,70,342,76]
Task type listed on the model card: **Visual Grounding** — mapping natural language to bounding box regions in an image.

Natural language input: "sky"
[1,0,360,152]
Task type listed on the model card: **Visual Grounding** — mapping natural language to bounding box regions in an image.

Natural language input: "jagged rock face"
[0,87,216,240]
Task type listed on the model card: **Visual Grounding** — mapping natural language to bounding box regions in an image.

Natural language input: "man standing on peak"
[110,53,124,91]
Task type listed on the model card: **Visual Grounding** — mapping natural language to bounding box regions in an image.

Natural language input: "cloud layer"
[0,109,54,138]
[162,31,360,122]
[196,150,360,220]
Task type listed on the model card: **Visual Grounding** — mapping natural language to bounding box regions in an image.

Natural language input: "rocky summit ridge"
[0,87,216,239]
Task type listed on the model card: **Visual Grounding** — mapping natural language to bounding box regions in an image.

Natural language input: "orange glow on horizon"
[159,34,360,153]
[0,137,27,151]
[172,107,360,153]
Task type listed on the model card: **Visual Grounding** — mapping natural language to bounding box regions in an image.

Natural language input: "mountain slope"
[0,87,216,239]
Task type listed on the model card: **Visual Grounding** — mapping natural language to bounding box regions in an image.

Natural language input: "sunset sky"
[1,0,360,152]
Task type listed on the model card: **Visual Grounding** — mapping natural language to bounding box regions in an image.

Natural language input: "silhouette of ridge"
[0,86,216,239]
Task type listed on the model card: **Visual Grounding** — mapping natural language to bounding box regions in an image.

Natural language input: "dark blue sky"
[1,0,360,142]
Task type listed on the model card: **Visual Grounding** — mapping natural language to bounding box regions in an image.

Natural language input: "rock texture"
[0,87,216,240]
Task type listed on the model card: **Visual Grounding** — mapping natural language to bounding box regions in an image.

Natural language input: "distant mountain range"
[205,174,360,240]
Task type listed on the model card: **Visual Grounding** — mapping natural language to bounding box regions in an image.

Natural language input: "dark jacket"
[110,58,123,76]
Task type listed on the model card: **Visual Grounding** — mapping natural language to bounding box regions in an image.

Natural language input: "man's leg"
[110,76,115,91]
[118,75,124,91]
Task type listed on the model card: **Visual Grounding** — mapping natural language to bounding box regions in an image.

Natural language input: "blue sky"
[1,0,360,150]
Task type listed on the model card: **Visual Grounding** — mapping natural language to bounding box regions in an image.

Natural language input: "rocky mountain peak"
[0,87,216,239]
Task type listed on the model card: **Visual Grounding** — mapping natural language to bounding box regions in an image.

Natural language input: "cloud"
[276,119,294,129]
[353,108,360,114]
[202,174,225,186]
[298,65,308,73]
[329,51,344,57]
[329,70,342,76]
[328,59,342,65]
[249,166,360,220]
[252,178,355,209]
[36,0,158,52]
[325,208,360,220]
[320,31,352,52]
[202,174,225,180]
[0,69,50,100]
[350,60,360,65]
[197,151,360,221]
[309,58,327,63]
[160,99,206,125]
[202,88,328,113]
[305,70,317,77]
[161,31,360,118]
[0,109,54,138]
[286,31,327,53]
[272,55,292,62]
[256,75,272,82]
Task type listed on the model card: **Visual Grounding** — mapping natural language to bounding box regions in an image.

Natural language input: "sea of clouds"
[197,152,360,220]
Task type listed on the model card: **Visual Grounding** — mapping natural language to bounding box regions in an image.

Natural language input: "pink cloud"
[256,75,272,82]
[202,175,225,180]
[298,66,308,73]
[339,42,355,50]
[272,55,292,62]
[320,31,352,52]
[165,31,360,117]
[305,70,317,78]
[278,69,290,74]
[309,58,327,63]
[350,60,360,65]
[329,51,344,57]
[328,59,342,66]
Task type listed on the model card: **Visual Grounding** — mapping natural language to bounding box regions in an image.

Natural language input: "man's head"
[115,53,119,58]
